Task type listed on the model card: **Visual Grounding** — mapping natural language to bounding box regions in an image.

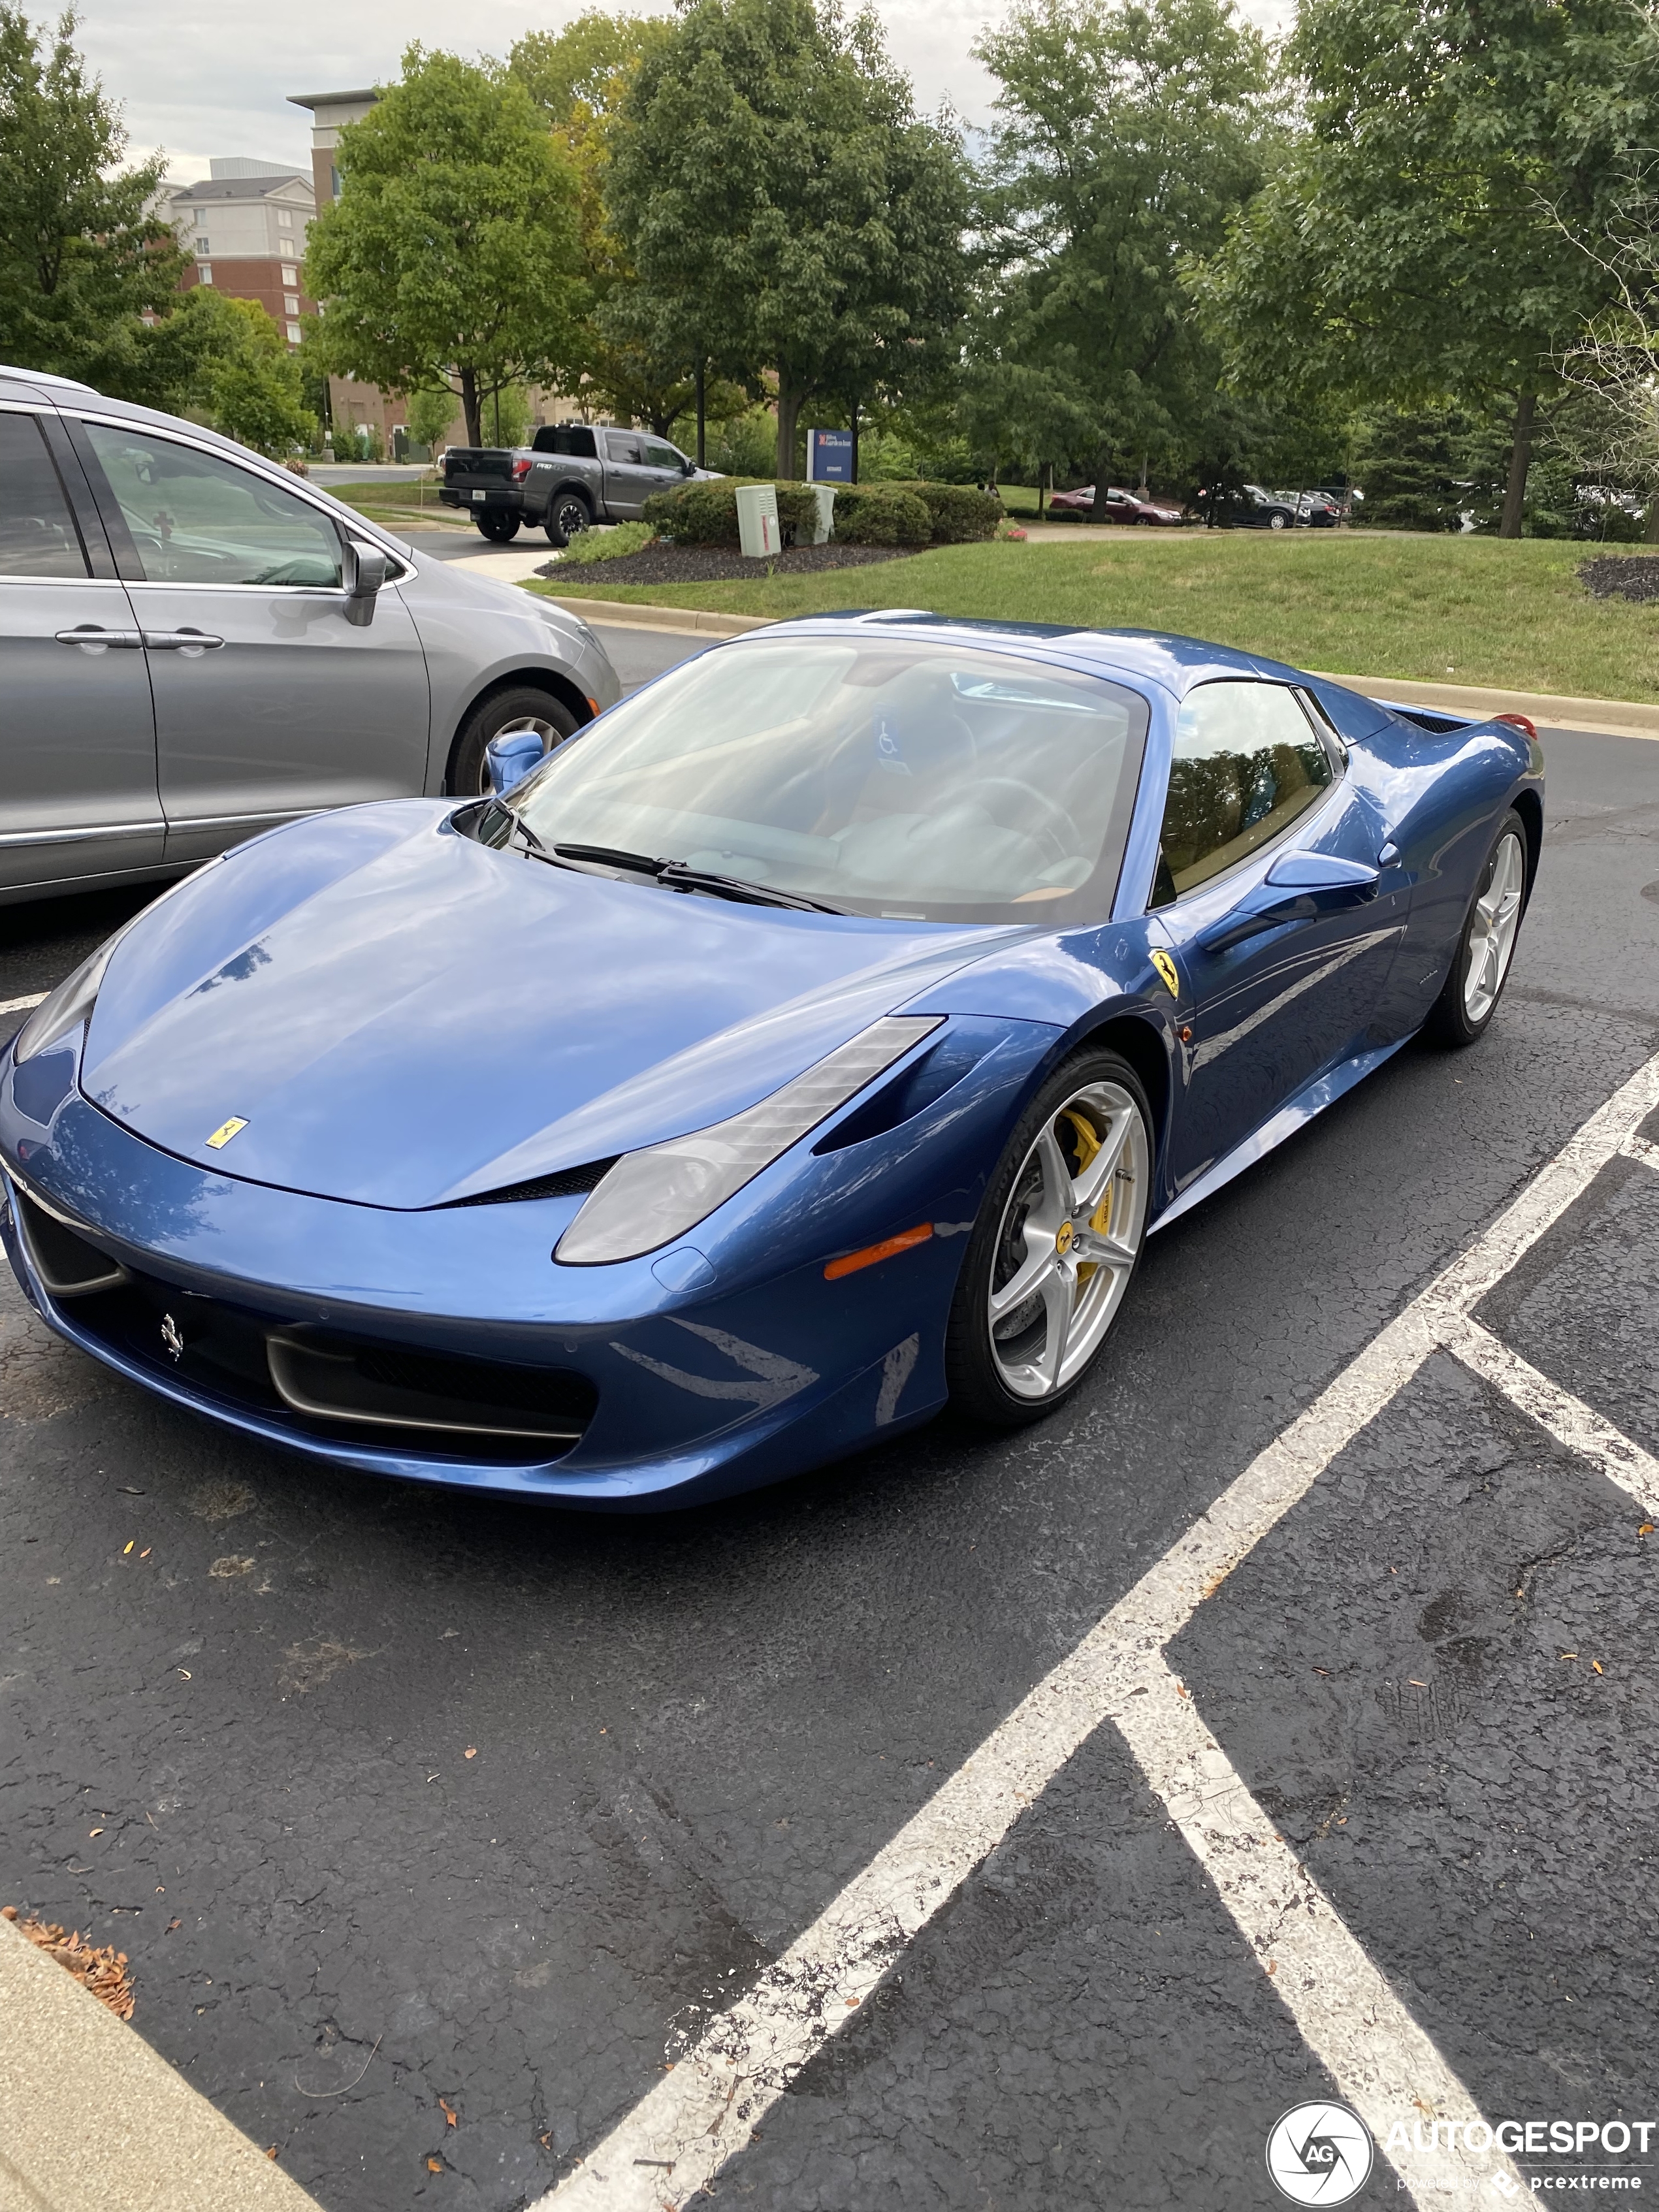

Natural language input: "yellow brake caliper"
[1059,1109,1109,1289]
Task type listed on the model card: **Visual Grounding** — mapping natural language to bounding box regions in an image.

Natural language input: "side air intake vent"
[440,1159,619,1209]
[12,1186,129,1298]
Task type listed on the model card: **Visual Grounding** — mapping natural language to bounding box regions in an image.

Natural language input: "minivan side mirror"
[681,455,695,475]
[342,538,390,626]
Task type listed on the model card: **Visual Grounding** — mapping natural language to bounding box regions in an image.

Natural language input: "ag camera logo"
[1266,2101,1376,2204]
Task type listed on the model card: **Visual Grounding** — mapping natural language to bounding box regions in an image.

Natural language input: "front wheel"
[945,1049,1152,1428]
[1424,809,1530,1046]
[447,687,580,797]
[545,492,592,549]
[475,511,521,543]
[1268,511,1287,530]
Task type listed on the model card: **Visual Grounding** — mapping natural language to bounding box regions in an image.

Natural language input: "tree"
[302,45,585,447]
[1192,0,1659,536]
[200,300,315,456]
[969,0,1270,513]
[606,0,969,479]
[0,7,185,381]
[405,384,459,454]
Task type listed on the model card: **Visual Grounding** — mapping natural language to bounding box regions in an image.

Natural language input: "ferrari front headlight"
[554,1015,942,1265]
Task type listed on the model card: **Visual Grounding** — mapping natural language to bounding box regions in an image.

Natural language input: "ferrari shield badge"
[1150,950,1180,997]
[204,1117,248,1151]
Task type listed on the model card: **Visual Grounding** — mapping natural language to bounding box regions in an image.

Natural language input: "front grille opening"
[268,1332,594,1443]
[440,1158,617,1208]
[46,1264,593,1464]
[13,1187,128,1298]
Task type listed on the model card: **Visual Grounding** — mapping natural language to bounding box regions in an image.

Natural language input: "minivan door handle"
[142,628,225,655]
[56,625,142,650]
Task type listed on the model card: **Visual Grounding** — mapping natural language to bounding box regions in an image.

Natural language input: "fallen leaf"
[123,1541,134,1555]
[439,2095,458,2128]
[1560,1652,1578,1661]
[266,2147,278,2160]
[845,1996,859,2007]
[1266,1961,1278,1976]
[1592,1660,1604,1675]
[427,2157,444,2173]
[1175,1685,1189,1699]
[464,1747,477,1760]
[139,1548,151,1559]
[1408,1680,1428,1688]
[167,1919,180,1933]
[5,1912,135,2018]
[118,1486,144,1495]
[1639,1524,1654,1538]
[88,1828,103,1838]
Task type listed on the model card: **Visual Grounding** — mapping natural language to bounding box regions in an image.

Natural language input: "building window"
[277,208,293,229]
[330,165,340,198]
[279,235,296,257]
[197,265,212,284]
[195,238,210,255]
[285,322,302,345]
[283,294,299,314]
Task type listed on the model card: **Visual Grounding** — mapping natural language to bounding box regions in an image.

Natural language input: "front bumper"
[1,1024,1054,1507]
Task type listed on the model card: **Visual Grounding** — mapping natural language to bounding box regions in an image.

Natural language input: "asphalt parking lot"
[1,662,1656,2211]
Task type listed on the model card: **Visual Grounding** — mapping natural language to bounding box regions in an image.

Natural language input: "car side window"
[0,411,90,577]
[605,433,643,464]
[80,423,343,588]
[642,440,683,472]
[1149,681,1335,907]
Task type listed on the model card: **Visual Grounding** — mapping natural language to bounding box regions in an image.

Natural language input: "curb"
[546,594,1659,740]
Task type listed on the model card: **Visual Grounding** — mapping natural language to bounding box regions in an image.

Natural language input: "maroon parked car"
[1046,484,1185,524]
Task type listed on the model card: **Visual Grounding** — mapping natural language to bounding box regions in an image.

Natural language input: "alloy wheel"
[1463,829,1525,1023]
[986,1080,1149,1401]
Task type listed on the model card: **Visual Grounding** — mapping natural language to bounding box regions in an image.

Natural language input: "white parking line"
[0,992,46,1017]
[1449,1318,1659,1516]
[535,1044,1659,2212]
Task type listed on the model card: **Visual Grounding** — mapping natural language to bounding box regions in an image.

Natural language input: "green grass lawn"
[323,475,470,532]
[532,530,1656,701]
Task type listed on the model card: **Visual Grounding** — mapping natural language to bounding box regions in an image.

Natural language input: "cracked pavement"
[1,675,1656,2209]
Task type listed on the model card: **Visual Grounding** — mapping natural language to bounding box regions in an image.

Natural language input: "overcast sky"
[73,0,1293,186]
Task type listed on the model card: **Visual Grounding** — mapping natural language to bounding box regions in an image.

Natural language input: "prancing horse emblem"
[160,1313,184,1362]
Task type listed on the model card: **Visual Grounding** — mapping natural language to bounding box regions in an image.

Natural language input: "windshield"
[509,637,1149,923]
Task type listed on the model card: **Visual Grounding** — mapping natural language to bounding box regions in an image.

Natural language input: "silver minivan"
[0,365,621,904]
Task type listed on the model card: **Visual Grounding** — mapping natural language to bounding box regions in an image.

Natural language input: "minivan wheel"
[545,492,592,549]
[448,688,581,797]
[475,511,521,543]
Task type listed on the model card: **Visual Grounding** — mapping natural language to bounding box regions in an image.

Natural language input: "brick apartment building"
[159,158,316,345]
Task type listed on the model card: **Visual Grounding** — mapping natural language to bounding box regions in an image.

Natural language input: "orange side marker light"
[824,1223,933,1281]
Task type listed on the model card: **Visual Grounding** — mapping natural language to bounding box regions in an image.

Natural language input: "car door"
[639,438,692,502]
[74,418,431,865]
[601,432,653,519]
[0,402,163,895]
[1150,681,1404,1191]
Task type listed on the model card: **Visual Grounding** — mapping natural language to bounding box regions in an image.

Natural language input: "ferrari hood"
[80,803,1010,1211]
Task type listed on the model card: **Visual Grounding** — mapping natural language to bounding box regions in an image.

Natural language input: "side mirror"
[485,728,545,797]
[342,539,390,626]
[681,455,695,475]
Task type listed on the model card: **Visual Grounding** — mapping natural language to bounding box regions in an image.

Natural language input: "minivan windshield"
[509,637,1149,923]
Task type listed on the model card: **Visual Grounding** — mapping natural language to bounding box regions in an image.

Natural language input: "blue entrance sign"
[808,428,854,483]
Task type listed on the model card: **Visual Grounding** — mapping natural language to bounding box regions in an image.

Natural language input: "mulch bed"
[1579,554,1659,602]
[536,541,918,588]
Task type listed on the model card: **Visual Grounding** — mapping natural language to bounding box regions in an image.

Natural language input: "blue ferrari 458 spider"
[1,616,1541,1508]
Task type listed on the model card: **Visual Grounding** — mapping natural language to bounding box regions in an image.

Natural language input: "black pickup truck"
[440,424,713,545]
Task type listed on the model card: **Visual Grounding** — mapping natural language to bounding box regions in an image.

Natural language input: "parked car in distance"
[1046,484,1186,525]
[1195,483,1301,530]
[0,363,621,905]
[1291,489,1344,527]
[440,424,722,547]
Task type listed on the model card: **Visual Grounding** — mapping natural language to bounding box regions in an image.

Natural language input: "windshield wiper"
[549,841,844,914]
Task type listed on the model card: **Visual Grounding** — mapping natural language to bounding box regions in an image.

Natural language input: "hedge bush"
[909,481,1003,543]
[829,484,933,547]
[640,475,820,545]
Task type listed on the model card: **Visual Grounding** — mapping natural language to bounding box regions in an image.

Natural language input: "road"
[1,684,1656,2211]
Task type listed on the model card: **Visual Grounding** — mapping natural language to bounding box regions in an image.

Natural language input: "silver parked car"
[0,365,621,904]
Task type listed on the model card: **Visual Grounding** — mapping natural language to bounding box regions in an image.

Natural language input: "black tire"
[545,490,592,549]
[474,511,521,543]
[1268,510,1287,530]
[1423,807,1530,1048]
[944,1047,1153,1430]
[447,686,581,797]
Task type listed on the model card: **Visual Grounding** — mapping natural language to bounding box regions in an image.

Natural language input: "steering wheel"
[969,776,1078,865]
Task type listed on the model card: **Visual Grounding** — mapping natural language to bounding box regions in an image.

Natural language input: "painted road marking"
[534,1044,1659,2212]
[1449,1318,1659,1516]
[0,993,46,1017]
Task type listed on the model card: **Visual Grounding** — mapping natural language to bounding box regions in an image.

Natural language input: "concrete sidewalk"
[0,1917,322,2212]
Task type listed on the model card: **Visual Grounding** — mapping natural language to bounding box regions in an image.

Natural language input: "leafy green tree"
[302,45,584,447]
[970,0,1270,516]
[606,0,969,479]
[0,7,184,380]
[1352,404,1470,532]
[110,285,312,454]
[1193,0,1659,536]
[405,384,459,453]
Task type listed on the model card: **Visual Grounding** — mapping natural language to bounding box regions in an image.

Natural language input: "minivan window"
[0,411,89,577]
[82,424,343,588]
[1151,681,1334,905]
